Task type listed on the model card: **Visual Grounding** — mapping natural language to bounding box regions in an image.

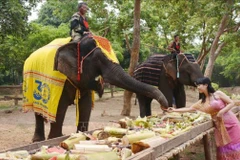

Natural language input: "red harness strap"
[77,39,98,81]
[77,42,81,81]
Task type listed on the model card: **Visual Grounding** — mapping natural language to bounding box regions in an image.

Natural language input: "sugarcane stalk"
[159,133,174,138]
[131,136,166,154]
[60,132,86,150]
[122,131,156,145]
[79,140,106,145]
[78,152,120,160]
[31,153,80,160]
[92,130,103,139]
[31,153,59,160]
[6,150,30,159]
[121,148,132,160]
[74,144,111,152]
[104,126,127,138]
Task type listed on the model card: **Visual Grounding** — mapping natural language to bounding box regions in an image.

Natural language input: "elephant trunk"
[102,64,168,109]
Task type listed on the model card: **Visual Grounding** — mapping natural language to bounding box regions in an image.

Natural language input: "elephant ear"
[54,41,80,81]
[54,41,78,71]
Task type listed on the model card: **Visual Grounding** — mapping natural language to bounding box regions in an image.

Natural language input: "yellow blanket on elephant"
[23,37,71,122]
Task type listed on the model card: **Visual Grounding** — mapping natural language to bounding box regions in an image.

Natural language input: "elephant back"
[133,53,196,86]
[184,53,196,62]
[133,54,165,86]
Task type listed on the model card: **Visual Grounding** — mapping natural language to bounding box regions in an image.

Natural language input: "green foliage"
[0,0,40,41]
[0,22,69,84]
[36,0,78,27]
[214,41,240,86]
[211,82,219,90]
[0,0,239,86]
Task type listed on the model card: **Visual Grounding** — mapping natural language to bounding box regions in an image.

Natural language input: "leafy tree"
[121,0,141,116]
[204,0,240,78]
[36,0,77,27]
[0,22,69,84]
[0,0,40,84]
[0,0,40,41]
[215,40,240,86]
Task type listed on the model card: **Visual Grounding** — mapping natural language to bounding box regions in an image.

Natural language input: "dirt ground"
[0,88,219,159]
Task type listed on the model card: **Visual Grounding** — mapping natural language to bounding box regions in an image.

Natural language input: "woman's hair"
[196,77,215,103]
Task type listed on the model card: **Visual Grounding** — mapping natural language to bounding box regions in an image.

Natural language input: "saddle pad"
[22,37,71,122]
[134,55,165,86]
[92,35,119,64]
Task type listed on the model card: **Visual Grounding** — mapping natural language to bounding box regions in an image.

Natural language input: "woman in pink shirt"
[168,77,240,159]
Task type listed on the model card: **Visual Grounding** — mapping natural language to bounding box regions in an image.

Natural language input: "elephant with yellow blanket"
[23,35,169,142]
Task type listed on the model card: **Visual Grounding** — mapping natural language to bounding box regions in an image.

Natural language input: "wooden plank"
[0,135,69,154]
[203,133,212,160]
[126,121,214,160]
[0,85,22,89]
[126,148,154,160]
[4,96,22,100]
[152,121,213,158]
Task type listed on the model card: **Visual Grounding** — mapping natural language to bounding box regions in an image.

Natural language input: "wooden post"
[203,133,212,160]
[14,98,18,106]
[110,85,114,98]
[14,91,18,106]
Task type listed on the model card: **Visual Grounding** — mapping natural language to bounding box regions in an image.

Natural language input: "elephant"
[133,53,203,117]
[23,35,169,142]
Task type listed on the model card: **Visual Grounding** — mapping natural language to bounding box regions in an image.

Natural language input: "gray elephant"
[22,35,169,142]
[133,53,203,117]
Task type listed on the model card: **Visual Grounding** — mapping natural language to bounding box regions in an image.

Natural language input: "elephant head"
[133,53,203,116]
[163,53,203,86]
[54,35,168,109]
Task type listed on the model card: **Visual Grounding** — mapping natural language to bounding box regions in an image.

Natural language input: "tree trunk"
[204,0,232,78]
[121,0,141,116]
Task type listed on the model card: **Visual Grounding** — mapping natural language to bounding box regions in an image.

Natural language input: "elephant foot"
[121,109,130,116]
[32,135,45,142]
[48,133,64,140]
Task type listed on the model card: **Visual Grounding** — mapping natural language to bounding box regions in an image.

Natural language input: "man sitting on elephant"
[70,2,90,41]
[69,2,103,97]
[167,34,182,56]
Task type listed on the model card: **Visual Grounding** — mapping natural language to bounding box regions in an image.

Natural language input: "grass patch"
[0,105,12,110]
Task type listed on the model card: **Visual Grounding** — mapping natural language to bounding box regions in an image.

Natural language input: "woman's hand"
[167,107,176,112]
[217,110,224,119]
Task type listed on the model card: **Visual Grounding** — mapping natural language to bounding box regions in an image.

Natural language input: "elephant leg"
[32,113,45,142]
[48,81,75,139]
[173,83,186,108]
[158,77,174,107]
[137,94,152,117]
[77,91,92,132]
[48,97,69,139]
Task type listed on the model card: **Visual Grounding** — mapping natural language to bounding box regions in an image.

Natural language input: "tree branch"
[124,34,132,53]
[214,42,226,57]
[223,22,240,32]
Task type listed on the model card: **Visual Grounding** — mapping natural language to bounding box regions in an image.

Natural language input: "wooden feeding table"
[126,107,240,160]
[1,107,240,160]
[126,120,214,160]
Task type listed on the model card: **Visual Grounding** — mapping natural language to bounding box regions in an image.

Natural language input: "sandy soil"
[0,88,207,159]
